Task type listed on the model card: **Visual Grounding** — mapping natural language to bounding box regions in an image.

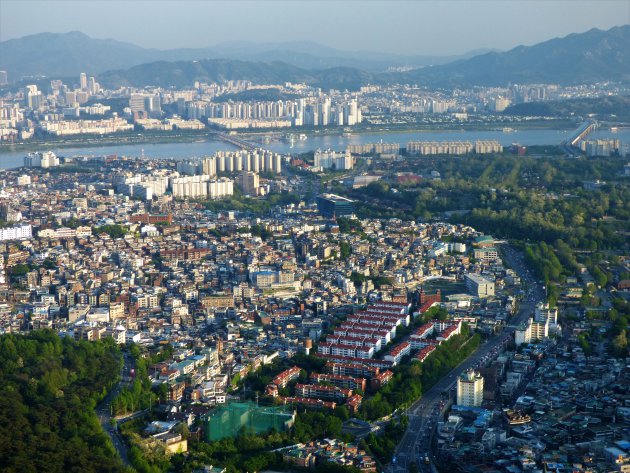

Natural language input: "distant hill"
[205,40,496,71]
[98,59,373,91]
[3,26,628,89]
[96,25,630,91]
[394,25,630,87]
[505,95,630,121]
[0,31,208,82]
[0,31,490,84]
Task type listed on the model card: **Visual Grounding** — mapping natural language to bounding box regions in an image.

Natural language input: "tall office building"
[80,72,88,91]
[0,71,8,87]
[457,370,484,407]
[145,95,162,116]
[316,194,355,219]
[129,94,147,113]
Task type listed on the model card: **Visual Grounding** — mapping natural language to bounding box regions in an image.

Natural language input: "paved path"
[96,351,135,466]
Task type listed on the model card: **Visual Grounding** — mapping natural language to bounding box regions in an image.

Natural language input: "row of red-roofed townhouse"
[384,341,411,365]
[311,372,367,392]
[414,345,436,363]
[326,361,379,379]
[280,396,337,410]
[334,322,394,345]
[347,312,408,328]
[270,366,301,388]
[384,320,462,365]
[369,301,411,314]
[295,383,352,401]
[317,342,374,359]
[325,361,394,390]
[316,353,394,370]
[325,334,382,351]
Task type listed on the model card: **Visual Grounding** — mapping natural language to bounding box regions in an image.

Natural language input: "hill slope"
[0,31,208,80]
[395,25,630,87]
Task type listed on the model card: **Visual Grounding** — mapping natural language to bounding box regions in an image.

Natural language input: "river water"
[0,128,628,170]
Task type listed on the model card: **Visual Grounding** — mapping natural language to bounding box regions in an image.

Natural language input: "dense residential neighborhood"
[0,146,628,473]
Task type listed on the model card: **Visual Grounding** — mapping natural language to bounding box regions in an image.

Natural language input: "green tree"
[612,330,628,357]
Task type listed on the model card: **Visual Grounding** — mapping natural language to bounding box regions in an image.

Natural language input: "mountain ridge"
[2,26,629,89]
[0,31,494,83]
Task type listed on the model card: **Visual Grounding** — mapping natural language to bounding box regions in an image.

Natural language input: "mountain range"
[1,25,629,90]
[0,31,494,82]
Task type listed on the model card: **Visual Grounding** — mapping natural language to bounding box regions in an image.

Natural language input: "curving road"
[390,244,546,472]
[96,351,135,466]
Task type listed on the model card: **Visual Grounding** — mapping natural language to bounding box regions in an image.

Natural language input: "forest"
[0,330,126,473]
[350,154,629,250]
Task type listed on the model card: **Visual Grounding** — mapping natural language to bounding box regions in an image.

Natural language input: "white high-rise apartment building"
[534,302,558,328]
[457,369,484,407]
[515,317,549,346]
[238,171,259,196]
[314,149,353,171]
[24,151,60,168]
[170,175,233,199]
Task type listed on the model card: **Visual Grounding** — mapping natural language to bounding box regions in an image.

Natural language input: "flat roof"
[318,193,355,203]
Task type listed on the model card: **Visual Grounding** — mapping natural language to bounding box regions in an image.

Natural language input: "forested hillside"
[0,330,125,473]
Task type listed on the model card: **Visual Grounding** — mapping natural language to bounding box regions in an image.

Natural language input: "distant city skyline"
[1,0,629,56]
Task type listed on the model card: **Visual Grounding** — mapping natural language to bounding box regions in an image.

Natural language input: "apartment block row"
[406,140,502,156]
[176,149,283,176]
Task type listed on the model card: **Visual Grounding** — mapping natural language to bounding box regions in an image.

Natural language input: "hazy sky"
[1,0,629,55]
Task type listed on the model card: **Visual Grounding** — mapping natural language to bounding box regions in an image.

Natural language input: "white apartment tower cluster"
[313,149,353,171]
[176,149,282,176]
[24,151,60,168]
[186,96,362,128]
[170,176,234,199]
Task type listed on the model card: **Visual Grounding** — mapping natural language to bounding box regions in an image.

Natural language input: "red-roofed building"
[311,373,366,392]
[346,393,363,414]
[317,354,394,370]
[271,366,302,388]
[414,345,436,363]
[371,369,394,390]
[384,341,411,365]
[281,396,336,410]
[325,361,380,380]
[265,366,302,396]
[437,324,459,341]
[295,383,352,401]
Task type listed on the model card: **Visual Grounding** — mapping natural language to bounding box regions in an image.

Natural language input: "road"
[96,351,135,466]
[390,244,546,472]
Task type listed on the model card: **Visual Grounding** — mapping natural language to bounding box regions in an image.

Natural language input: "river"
[0,127,628,170]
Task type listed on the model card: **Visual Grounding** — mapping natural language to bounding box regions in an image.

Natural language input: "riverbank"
[1,123,627,171]
[239,118,577,140]
[0,129,224,154]
[0,119,575,154]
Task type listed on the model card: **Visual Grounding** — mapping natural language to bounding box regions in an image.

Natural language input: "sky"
[1,0,629,55]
